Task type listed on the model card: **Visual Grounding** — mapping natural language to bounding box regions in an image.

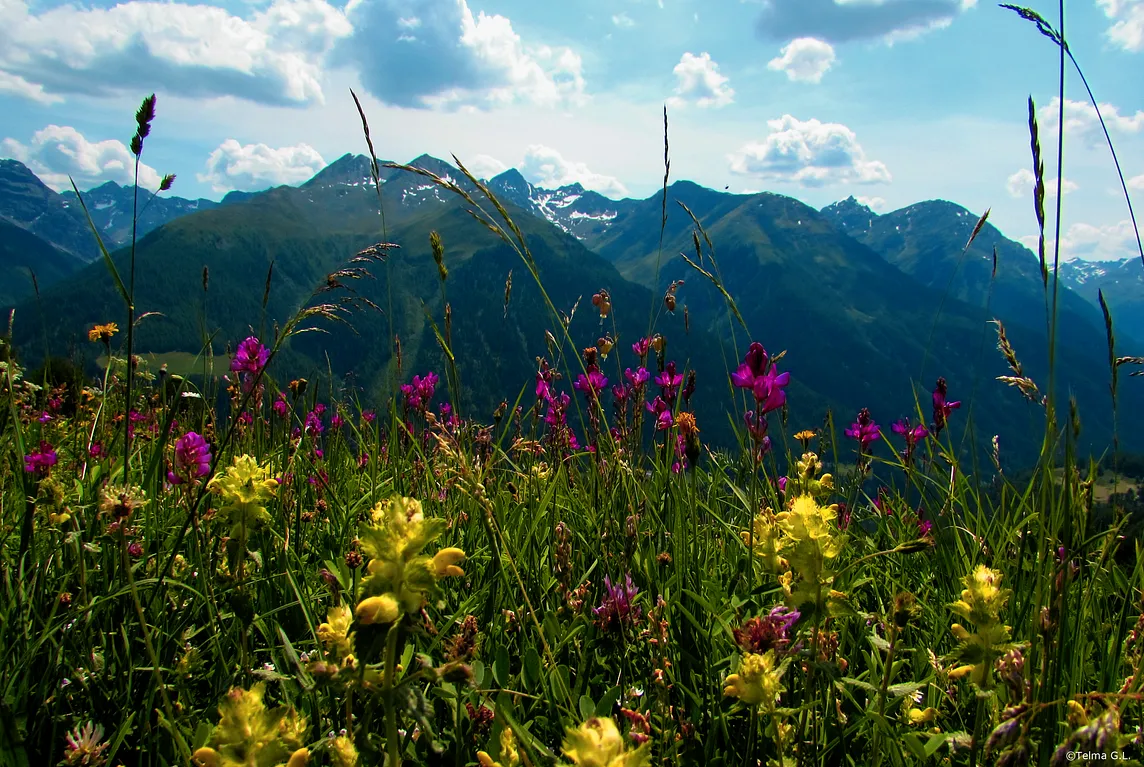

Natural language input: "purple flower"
[168,431,211,485]
[732,342,789,413]
[24,441,58,475]
[656,361,683,404]
[304,410,324,436]
[127,542,144,558]
[744,410,769,445]
[892,418,928,465]
[89,441,105,459]
[231,336,269,375]
[632,337,651,357]
[646,396,673,431]
[733,605,801,655]
[932,377,961,435]
[844,408,881,453]
[237,411,253,426]
[731,342,769,389]
[38,411,52,424]
[574,369,609,400]
[625,367,649,388]
[593,573,642,632]
[402,372,439,412]
[361,410,376,425]
[330,412,345,430]
[272,393,289,419]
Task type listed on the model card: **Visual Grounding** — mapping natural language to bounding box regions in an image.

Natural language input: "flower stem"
[385,622,402,767]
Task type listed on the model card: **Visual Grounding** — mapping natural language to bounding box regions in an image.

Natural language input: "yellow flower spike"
[356,594,400,625]
[432,547,466,578]
[196,683,306,767]
[329,735,358,767]
[317,605,355,658]
[722,650,786,710]
[950,624,971,642]
[948,665,974,680]
[561,716,650,767]
[286,748,309,767]
[478,727,521,767]
[207,455,279,538]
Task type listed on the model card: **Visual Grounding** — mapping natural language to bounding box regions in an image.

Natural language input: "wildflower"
[317,605,354,659]
[734,605,801,655]
[574,369,609,401]
[645,397,673,431]
[731,342,769,389]
[272,393,289,419]
[477,726,521,767]
[87,323,118,344]
[361,409,376,424]
[740,508,786,573]
[191,683,309,767]
[99,485,147,521]
[38,411,52,423]
[597,335,614,359]
[330,412,345,430]
[304,410,324,436]
[401,372,439,412]
[591,289,612,318]
[794,429,817,449]
[355,496,465,623]
[631,337,651,357]
[723,650,788,712]
[945,565,1014,689]
[23,441,58,474]
[932,377,961,436]
[655,361,683,404]
[63,720,109,766]
[88,441,105,459]
[772,493,847,618]
[892,418,928,464]
[624,367,649,389]
[169,431,212,486]
[844,408,880,454]
[594,574,642,632]
[231,336,269,376]
[206,455,278,539]
[561,716,651,767]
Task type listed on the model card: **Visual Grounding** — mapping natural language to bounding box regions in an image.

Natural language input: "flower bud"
[356,594,400,625]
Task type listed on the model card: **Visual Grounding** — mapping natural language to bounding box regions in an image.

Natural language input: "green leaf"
[522,647,541,690]
[68,176,129,307]
[925,732,949,758]
[493,646,510,687]
[579,694,596,721]
[595,686,622,717]
[840,677,879,694]
[887,681,927,699]
[902,733,927,760]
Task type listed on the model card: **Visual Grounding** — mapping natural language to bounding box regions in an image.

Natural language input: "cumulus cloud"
[727,115,891,187]
[1,125,162,191]
[1097,0,1144,52]
[1019,219,1140,261]
[0,71,62,105]
[197,139,326,193]
[856,195,887,211]
[666,52,734,108]
[1039,97,1144,147]
[754,0,976,44]
[1005,167,1077,198]
[519,145,628,197]
[462,153,509,180]
[612,12,635,27]
[766,37,836,83]
[0,0,351,106]
[340,0,585,110]
[1129,173,1144,190]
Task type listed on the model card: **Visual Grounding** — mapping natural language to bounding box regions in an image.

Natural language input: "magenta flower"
[732,342,789,413]
[632,337,651,357]
[38,411,52,424]
[656,361,683,404]
[624,367,649,388]
[330,412,345,430]
[932,377,961,435]
[646,396,673,430]
[733,605,801,655]
[732,342,769,389]
[892,418,928,465]
[593,574,642,632]
[574,369,609,400]
[24,441,58,474]
[231,336,269,375]
[361,410,376,425]
[304,410,324,436]
[237,411,253,426]
[168,431,211,485]
[401,372,439,412]
[744,410,769,445]
[844,408,881,453]
[272,393,289,419]
[89,441,105,459]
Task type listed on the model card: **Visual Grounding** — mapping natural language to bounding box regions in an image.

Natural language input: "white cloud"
[1,125,162,191]
[344,0,585,110]
[0,71,62,105]
[465,153,509,180]
[728,115,891,187]
[1019,219,1140,261]
[1097,0,1144,52]
[0,0,351,106]
[520,144,629,197]
[197,139,326,193]
[856,195,887,212]
[766,37,836,83]
[666,52,734,108]
[1005,167,1077,198]
[1129,173,1144,190]
[612,12,635,27]
[753,0,976,45]
[1039,97,1144,147]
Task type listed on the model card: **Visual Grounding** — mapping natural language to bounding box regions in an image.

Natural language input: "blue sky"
[1,0,1142,260]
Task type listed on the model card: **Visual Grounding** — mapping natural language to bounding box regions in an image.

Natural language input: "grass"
[3,3,1144,766]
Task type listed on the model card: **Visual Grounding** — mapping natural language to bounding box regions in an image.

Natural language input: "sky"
[1,0,1142,261]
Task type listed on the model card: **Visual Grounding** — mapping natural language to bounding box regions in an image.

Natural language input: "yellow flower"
[88,322,119,343]
[432,547,466,578]
[950,565,1009,627]
[723,650,786,711]
[741,508,787,573]
[477,727,521,767]
[944,566,1013,689]
[207,455,278,539]
[1067,700,1089,728]
[907,707,938,724]
[194,683,306,767]
[357,496,465,618]
[329,735,358,767]
[771,495,846,616]
[356,594,400,625]
[317,605,354,658]
[561,717,650,767]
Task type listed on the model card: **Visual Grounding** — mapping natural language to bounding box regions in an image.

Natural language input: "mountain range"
[2,152,1141,464]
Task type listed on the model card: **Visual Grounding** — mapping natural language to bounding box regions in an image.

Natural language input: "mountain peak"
[407,154,458,178]
[302,153,376,188]
[820,196,879,235]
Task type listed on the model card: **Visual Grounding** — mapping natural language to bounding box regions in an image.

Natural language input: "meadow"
[4,5,1144,766]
